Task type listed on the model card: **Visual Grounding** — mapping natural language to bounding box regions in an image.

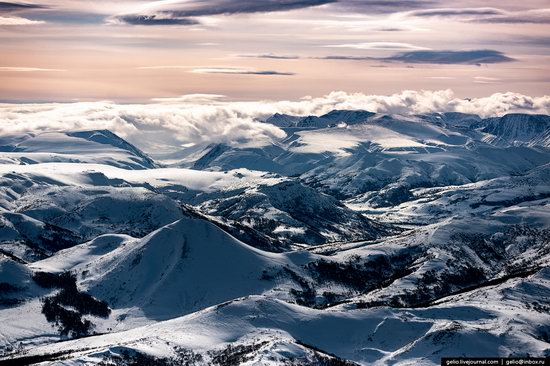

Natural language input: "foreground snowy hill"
[8,268,550,365]
[0,111,548,365]
[30,217,295,321]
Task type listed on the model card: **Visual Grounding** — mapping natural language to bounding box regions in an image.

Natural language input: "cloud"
[239,54,301,60]
[332,0,436,14]
[0,14,42,24]
[115,14,199,26]
[0,66,64,72]
[473,9,550,24]
[151,94,226,103]
[114,0,335,26]
[241,54,374,61]
[319,55,372,61]
[0,101,288,151]
[164,0,336,17]
[322,42,429,50]
[23,10,106,24]
[504,36,550,47]
[0,2,109,25]
[473,76,502,84]
[2,90,549,153]
[427,76,456,80]
[242,49,514,65]
[0,1,45,12]
[136,65,191,70]
[405,7,550,24]
[0,1,46,24]
[407,7,504,18]
[190,67,295,76]
[380,50,515,65]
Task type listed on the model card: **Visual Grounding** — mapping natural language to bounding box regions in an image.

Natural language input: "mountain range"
[0,110,548,365]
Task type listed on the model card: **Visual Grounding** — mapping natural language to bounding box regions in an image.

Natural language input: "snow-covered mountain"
[181,112,549,200]
[473,114,550,147]
[0,130,156,169]
[0,111,548,365]
[264,109,375,128]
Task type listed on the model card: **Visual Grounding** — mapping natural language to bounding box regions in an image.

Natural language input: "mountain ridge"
[0,110,548,365]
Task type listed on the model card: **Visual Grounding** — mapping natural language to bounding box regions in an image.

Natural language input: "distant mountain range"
[265,110,550,147]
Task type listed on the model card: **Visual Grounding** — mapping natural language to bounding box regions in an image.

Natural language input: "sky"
[0,0,549,102]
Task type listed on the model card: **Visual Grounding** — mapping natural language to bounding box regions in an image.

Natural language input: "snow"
[0,130,156,169]
[289,124,428,157]
[474,114,550,147]
[0,163,276,193]
[0,111,548,365]
[16,278,550,365]
[29,217,296,325]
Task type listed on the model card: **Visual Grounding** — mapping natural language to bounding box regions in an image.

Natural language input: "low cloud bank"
[1,90,549,152]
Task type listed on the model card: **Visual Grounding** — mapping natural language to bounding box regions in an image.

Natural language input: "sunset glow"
[1,0,549,102]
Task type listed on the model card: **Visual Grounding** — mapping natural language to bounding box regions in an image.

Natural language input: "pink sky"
[0,0,549,102]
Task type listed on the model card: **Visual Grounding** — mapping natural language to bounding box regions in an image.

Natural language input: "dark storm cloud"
[380,50,515,65]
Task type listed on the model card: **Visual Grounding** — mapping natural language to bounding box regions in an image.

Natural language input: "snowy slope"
[0,163,389,251]
[183,112,549,201]
[474,114,550,147]
[12,268,550,366]
[30,217,292,321]
[0,130,156,169]
[264,109,375,128]
[347,162,550,223]
[1,178,547,361]
[15,186,185,240]
[0,216,306,351]
[197,179,391,247]
[0,212,81,262]
[0,114,548,365]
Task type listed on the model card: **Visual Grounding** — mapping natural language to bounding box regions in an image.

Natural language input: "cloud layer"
[0,0,47,25]
[190,67,295,76]
[0,67,64,72]
[243,50,515,65]
[406,7,550,24]
[381,50,515,65]
[322,42,429,50]
[113,0,336,25]
[1,90,549,152]
[0,1,46,12]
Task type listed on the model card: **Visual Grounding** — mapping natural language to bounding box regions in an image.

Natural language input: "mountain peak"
[264,109,375,129]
